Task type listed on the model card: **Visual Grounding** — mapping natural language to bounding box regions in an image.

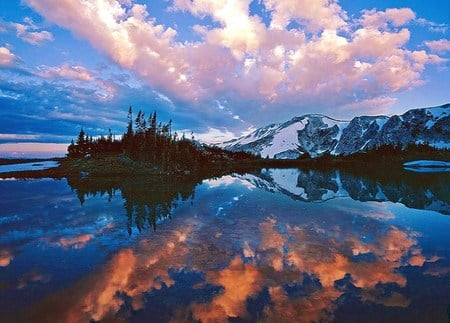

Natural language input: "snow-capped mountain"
[219,104,450,158]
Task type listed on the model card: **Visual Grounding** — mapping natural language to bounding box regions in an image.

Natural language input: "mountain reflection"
[66,175,200,234]
[239,168,450,215]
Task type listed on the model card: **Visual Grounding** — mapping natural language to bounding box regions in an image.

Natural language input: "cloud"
[22,0,447,124]
[171,0,267,60]
[0,47,17,66]
[191,256,262,321]
[37,63,93,81]
[425,39,450,53]
[0,250,13,267]
[59,234,94,249]
[0,134,40,140]
[342,96,397,114]
[12,17,54,45]
[0,70,179,148]
[262,0,347,31]
[0,142,68,158]
[359,8,415,29]
[15,26,53,46]
[416,18,448,33]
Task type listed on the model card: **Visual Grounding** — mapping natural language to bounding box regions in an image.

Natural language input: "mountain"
[219,104,450,158]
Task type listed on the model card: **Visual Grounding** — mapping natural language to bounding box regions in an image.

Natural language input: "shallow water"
[0,168,449,322]
[0,161,59,173]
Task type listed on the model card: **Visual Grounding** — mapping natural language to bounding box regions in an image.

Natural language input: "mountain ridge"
[219,103,450,158]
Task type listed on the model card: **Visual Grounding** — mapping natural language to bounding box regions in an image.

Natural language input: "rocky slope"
[219,104,450,158]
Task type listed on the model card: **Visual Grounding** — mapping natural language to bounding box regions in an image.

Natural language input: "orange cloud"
[26,214,434,322]
[59,234,93,249]
[0,250,13,267]
[264,285,342,323]
[28,226,193,322]
[191,256,262,322]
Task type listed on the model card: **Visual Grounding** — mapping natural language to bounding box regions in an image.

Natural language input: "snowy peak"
[221,114,349,158]
[219,104,450,158]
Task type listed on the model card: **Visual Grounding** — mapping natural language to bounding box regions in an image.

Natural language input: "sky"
[0,0,449,157]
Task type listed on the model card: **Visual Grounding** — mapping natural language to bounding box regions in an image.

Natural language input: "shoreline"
[1,152,449,180]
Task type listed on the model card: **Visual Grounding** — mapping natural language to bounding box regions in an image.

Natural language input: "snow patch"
[425,107,449,120]
[403,160,450,167]
[261,121,306,158]
[375,117,389,130]
[403,160,450,173]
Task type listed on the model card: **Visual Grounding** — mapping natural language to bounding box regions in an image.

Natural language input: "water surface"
[0,161,59,173]
[0,168,449,322]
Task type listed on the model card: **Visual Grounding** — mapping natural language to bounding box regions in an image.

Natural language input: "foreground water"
[0,168,449,322]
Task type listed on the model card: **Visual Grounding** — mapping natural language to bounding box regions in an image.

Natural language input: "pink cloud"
[37,63,93,81]
[13,18,54,45]
[23,0,447,118]
[342,96,397,114]
[0,142,67,158]
[0,46,17,66]
[263,0,347,31]
[360,8,416,29]
[425,39,450,53]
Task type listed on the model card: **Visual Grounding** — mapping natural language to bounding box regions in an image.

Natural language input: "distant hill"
[219,103,450,158]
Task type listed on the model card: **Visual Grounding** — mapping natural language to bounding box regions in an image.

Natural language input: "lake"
[0,168,449,322]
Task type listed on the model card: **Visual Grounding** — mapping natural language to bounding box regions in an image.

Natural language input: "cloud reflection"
[27,189,444,323]
[0,250,13,267]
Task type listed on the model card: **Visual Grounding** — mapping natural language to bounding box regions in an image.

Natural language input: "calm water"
[0,168,449,322]
[0,161,59,173]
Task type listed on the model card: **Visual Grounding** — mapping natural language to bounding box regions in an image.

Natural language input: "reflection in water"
[67,168,450,234]
[0,169,449,322]
[67,175,200,234]
[27,213,445,323]
[240,168,450,214]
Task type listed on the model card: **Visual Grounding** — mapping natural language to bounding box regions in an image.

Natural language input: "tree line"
[67,106,257,171]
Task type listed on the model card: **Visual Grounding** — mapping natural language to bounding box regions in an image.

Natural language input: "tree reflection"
[66,175,201,234]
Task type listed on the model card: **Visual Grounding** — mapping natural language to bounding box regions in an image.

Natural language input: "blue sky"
[0,0,449,157]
